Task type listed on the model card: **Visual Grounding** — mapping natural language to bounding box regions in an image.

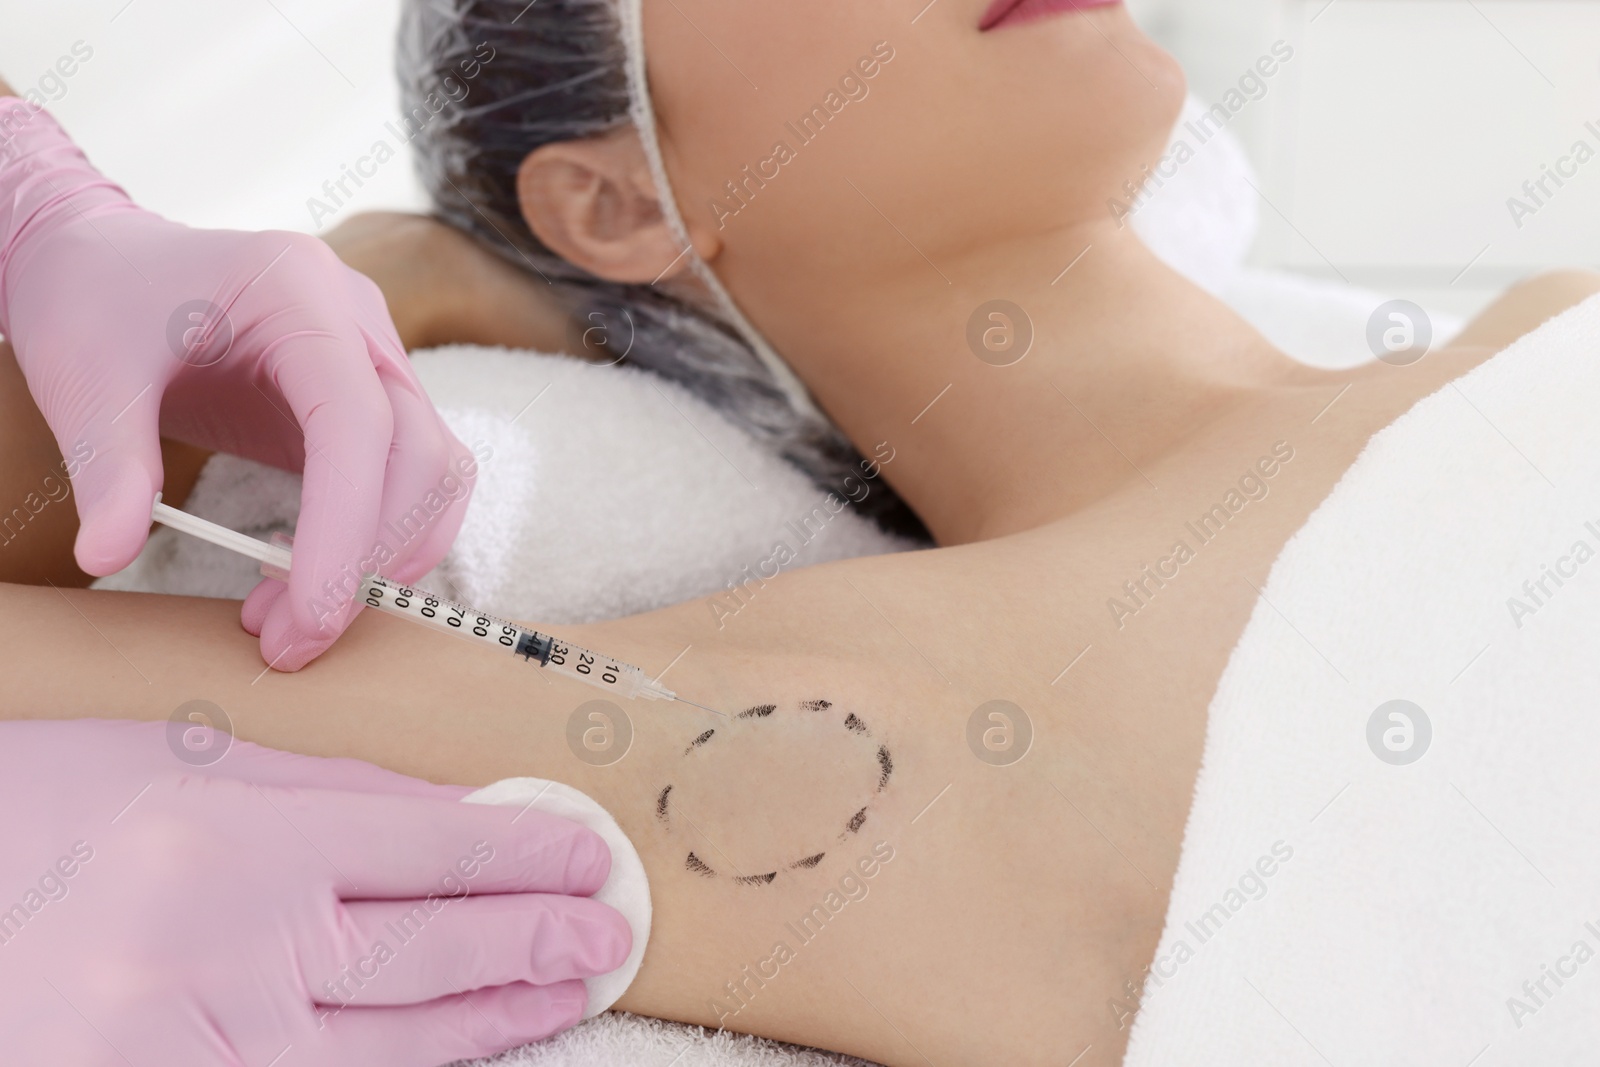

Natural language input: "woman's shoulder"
[1447,268,1600,355]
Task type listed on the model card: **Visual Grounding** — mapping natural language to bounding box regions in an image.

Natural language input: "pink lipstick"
[980,0,1123,32]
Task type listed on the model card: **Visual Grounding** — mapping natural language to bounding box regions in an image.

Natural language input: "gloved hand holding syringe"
[152,498,722,714]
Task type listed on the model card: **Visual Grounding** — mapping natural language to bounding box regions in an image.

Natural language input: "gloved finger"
[398,420,478,588]
[241,577,286,638]
[309,980,587,1067]
[255,328,394,670]
[304,895,631,1006]
[388,428,474,588]
[347,279,480,586]
[251,784,613,898]
[366,358,472,586]
[55,383,166,575]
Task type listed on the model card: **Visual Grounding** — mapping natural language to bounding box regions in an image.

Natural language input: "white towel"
[445,1014,878,1067]
[1124,294,1600,1065]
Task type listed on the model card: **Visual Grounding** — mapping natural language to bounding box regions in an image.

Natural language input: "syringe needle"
[673,696,727,718]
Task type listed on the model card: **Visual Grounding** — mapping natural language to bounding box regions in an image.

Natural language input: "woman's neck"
[787,220,1324,545]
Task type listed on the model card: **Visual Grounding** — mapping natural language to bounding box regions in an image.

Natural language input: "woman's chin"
[1151,46,1191,116]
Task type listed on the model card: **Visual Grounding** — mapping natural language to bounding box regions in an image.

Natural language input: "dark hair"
[396,0,927,539]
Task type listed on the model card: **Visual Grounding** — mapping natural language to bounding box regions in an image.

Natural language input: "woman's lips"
[980,0,1123,32]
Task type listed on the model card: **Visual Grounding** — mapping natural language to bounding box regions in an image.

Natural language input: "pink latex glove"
[0,719,632,1066]
[0,98,476,670]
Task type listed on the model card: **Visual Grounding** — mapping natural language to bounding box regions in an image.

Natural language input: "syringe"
[151,499,719,711]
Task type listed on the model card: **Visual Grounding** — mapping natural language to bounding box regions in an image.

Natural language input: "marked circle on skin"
[656,700,892,885]
[1366,700,1431,765]
[566,700,634,767]
[967,700,1033,767]
[1366,299,1432,367]
[166,299,234,367]
[967,300,1035,367]
[166,699,234,767]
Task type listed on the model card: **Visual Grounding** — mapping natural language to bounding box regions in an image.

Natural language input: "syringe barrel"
[356,575,656,699]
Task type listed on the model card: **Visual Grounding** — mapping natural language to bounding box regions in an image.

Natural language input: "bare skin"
[318,212,575,356]
[5,6,1600,1064]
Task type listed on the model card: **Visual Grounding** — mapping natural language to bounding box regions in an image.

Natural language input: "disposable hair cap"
[614,0,824,422]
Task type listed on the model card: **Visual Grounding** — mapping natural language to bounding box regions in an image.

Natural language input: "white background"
[1130,0,1600,314]
[0,1,424,231]
[3,0,1598,316]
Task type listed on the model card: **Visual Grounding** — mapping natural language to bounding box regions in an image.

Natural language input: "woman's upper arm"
[0,549,1040,1065]
[322,212,575,355]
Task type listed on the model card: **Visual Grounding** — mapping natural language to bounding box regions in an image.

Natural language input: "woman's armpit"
[648,697,896,889]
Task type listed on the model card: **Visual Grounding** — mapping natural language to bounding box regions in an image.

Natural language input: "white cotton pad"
[462,778,651,1018]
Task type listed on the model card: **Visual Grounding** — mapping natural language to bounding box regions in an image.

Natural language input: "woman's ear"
[516,129,719,285]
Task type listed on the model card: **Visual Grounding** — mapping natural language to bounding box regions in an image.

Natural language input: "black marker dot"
[845,807,868,834]
[686,852,716,877]
[738,704,776,719]
[790,852,826,870]
[801,700,832,712]
[656,785,672,822]
[844,713,869,735]
[876,746,893,791]
[735,872,778,887]
[684,729,716,755]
